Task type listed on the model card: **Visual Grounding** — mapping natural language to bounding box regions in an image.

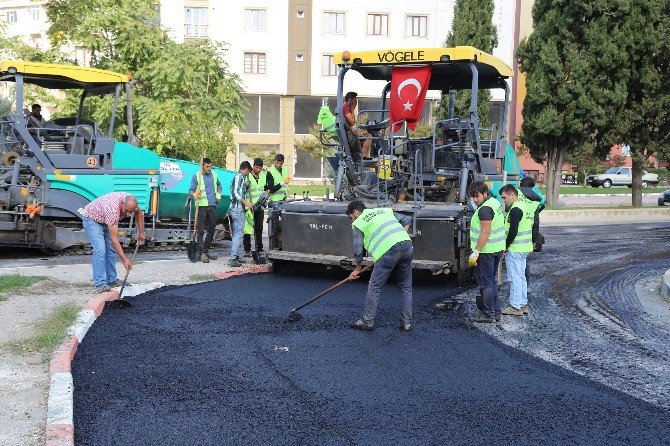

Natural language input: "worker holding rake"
[346,200,413,332]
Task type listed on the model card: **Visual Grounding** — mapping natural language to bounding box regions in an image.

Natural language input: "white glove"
[468,249,480,267]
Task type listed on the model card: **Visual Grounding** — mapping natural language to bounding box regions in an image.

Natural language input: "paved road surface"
[72,224,670,445]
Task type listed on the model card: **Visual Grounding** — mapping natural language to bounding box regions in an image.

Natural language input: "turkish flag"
[389,65,432,131]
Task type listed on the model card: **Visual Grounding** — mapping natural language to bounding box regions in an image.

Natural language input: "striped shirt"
[83,192,132,227]
[230,172,248,208]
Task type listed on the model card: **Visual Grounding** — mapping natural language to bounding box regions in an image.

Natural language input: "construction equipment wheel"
[2,151,19,166]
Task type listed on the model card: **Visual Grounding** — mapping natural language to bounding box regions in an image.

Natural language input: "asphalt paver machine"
[0,60,233,250]
[267,46,515,281]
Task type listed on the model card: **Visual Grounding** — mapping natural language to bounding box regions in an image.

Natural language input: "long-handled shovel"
[287,264,373,322]
[114,243,140,308]
[186,199,201,262]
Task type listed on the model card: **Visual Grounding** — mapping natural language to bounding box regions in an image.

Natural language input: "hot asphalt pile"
[73,273,670,446]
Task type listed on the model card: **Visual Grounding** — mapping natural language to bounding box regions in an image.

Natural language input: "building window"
[28,8,40,22]
[240,95,280,134]
[367,13,389,36]
[5,11,17,24]
[621,144,631,157]
[406,15,427,37]
[184,7,208,38]
[244,52,266,74]
[322,54,338,77]
[297,10,305,19]
[323,12,344,35]
[245,8,266,31]
[295,54,304,62]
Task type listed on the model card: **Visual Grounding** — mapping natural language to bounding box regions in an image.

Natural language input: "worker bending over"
[347,200,413,332]
[468,181,506,323]
[499,184,533,316]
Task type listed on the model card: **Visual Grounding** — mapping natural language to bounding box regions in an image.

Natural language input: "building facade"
[1,0,516,180]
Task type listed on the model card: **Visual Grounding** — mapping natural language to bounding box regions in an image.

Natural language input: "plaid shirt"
[83,192,132,227]
[230,171,248,209]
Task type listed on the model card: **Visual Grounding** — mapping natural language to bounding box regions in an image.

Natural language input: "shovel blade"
[187,241,202,262]
[114,299,132,308]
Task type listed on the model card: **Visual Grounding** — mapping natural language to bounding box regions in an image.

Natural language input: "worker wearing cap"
[468,181,506,323]
[499,184,534,317]
[265,153,291,207]
[346,200,413,332]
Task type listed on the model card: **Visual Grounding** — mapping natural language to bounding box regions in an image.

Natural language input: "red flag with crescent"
[389,65,432,131]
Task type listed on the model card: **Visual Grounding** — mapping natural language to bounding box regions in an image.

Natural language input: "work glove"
[285,176,292,184]
[468,249,479,267]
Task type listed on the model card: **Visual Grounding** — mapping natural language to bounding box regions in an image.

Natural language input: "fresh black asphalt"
[73,272,670,446]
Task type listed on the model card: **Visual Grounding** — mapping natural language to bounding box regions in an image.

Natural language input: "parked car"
[659,189,670,206]
[586,167,659,188]
[561,173,578,185]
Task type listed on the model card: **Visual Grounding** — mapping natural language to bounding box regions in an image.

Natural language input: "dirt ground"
[0,245,237,446]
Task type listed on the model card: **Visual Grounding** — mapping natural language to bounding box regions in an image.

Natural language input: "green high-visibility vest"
[244,208,254,235]
[317,106,338,139]
[268,165,288,202]
[248,172,267,204]
[352,208,411,261]
[518,192,540,214]
[470,197,505,253]
[195,171,221,207]
[505,201,533,253]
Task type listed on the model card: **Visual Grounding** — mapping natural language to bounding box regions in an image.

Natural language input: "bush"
[646,167,670,185]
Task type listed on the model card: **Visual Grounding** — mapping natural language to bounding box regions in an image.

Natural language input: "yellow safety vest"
[248,172,267,204]
[505,201,533,253]
[268,165,288,202]
[196,171,221,207]
[470,197,505,253]
[352,208,411,261]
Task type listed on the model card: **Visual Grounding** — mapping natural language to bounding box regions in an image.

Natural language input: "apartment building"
[1,0,516,179]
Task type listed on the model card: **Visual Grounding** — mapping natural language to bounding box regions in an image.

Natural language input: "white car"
[586,167,659,188]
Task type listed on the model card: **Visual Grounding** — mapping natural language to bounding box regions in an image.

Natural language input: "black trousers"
[196,206,217,252]
[243,208,264,252]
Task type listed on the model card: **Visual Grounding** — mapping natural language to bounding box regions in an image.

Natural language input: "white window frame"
[367,13,389,36]
[6,11,17,24]
[245,8,267,31]
[244,52,267,75]
[621,144,631,157]
[240,95,280,135]
[405,15,427,38]
[184,7,208,38]
[322,11,345,35]
[322,54,338,77]
[28,8,40,22]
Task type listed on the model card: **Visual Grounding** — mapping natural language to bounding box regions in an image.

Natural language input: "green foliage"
[409,122,434,138]
[8,305,79,354]
[436,0,497,126]
[294,125,331,159]
[244,145,280,167]
[44,0,246,165]
[0,274,47,299]
[646,167,670,186]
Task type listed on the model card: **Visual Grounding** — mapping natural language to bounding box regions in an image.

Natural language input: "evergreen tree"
[516,0,628,205]
[436,0,498,128]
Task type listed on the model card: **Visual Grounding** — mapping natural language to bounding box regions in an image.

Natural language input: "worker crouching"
[346,201,413,331]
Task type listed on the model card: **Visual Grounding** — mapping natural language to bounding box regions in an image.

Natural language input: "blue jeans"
[229,206,245,259]
[362,240,413,325]
[82,216,117,286]
[474,252,502,318]
[506,251,528,309]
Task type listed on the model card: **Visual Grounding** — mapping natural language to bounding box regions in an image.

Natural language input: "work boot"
[522,304,529,315]
[229,258,243,267]
[95,284,112,293]
[243,251,252,258]
[351,318,374,331]
[502,306,524,316]
[400,322,412,332]
[204,251,218,260]
[107,279,124,287]
[201,254,210,263]
[470,315,497,324]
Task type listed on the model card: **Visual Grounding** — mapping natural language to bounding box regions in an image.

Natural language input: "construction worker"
[243,158,268,256]
[79,192,146,292]
[467,181,506,323]
[229,161,253,267]
[242,207,254,259]
[518,176,545,285]
[265,153,291,207]
[499,184,534,316]
[188,158,222,263]
[346,200,413,332]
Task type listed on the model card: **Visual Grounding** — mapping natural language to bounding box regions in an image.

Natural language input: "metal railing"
[184,24,208,38]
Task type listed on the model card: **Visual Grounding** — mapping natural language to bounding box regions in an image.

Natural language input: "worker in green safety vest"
[265,153,291,206]
[467,181,506,323]
[347,200,414,332]
[243,158,268,257]
[188,157,222,263]
[499,184,534,317]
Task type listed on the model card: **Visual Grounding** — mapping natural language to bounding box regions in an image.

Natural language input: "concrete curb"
[541,207,670,226]
[662,269,670,300]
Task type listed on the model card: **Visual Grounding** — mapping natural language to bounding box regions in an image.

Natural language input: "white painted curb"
[662,269,670,300]
[47,373,73,425]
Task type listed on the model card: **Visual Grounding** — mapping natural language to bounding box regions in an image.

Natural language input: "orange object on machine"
[25,204,42,219]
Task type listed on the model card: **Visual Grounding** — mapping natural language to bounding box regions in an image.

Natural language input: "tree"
[44,0,246,165]
[436,0,498,128]
[591,0,670,207]
[516,0,627,206]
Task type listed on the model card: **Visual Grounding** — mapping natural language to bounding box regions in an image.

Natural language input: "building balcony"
[184,24,208,38]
